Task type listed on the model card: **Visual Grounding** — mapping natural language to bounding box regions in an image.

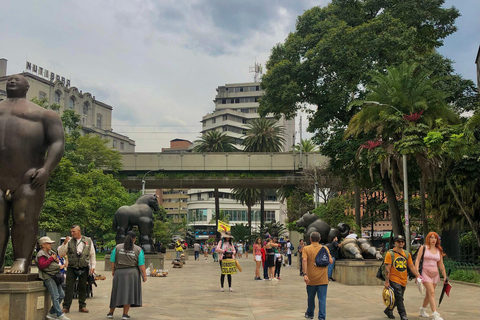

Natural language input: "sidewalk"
[60,255,479,320]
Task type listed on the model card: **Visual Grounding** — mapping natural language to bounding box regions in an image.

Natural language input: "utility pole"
[299,116,303,169]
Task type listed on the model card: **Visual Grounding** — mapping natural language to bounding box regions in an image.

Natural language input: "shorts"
[255,255,262,262]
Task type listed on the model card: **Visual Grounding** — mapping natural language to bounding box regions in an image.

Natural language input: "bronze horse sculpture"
[113,194,160,253]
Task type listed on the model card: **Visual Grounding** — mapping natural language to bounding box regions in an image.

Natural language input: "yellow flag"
[218,220,231,233]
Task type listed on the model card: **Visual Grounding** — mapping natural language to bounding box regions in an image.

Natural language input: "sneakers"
[122,315,131,320]
[107,313,114,319]
[57,314,71,320]
[304,314,313,319]
[220,288,224,292]
[384,308,395,319]
[46,314,57,320]
[254,277,262,280]
[432,311,443,320]
[419,307,429,318]
[277,277,281,280]
[229,287,233,292]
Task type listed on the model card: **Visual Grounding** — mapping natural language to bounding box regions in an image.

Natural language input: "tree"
[232,188,260,239]
[193,131,238,152]
[345,62,459,238]
[231,223,249,244]
[294,139,318,153]
[243,118,286,152]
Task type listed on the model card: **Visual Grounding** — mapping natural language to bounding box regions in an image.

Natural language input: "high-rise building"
[201,82,295,150]
[0,58,135,152]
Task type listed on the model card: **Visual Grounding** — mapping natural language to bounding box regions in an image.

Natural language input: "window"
[39,91,46,100]
[223,115,228,121]
[265,211,276,222]
[242,119,247,124]
[212,118,216,124]
[69,97,75,109]
[83,102,89,115]
[113,140,117,148]
[54,91,61,103]
[96,114,102,128]
[120,142,124,150]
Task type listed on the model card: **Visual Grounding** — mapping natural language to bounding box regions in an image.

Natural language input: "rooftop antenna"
[249,59,263,83]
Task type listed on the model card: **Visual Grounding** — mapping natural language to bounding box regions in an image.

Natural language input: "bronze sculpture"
[0,74,65,274]
[113,194,160,253]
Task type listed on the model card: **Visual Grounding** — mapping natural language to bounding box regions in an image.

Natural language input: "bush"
[449,269,480,284]
[4,241,13,266]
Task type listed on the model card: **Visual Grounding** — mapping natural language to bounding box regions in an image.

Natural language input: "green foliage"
[4,242,13,266]
[193,131,238,152]
[449,269,480,284]
[242,118,286,152]
[294,139,318,152]
[313,195,358,231]
[255,221,288,239]
[209,210,230,224]
[231,223,249,243]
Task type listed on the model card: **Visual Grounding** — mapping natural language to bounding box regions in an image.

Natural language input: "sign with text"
[221,259,237,275]
[25,61,71,87]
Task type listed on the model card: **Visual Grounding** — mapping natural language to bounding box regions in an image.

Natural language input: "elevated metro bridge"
[117,152,328,189]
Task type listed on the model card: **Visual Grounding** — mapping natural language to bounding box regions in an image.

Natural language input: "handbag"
[51,272,64,285]
[73,268,87,277]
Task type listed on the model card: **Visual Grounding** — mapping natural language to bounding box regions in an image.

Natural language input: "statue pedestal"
[0,274,51,320]
[334,260,383,286]
[144,253,164,270]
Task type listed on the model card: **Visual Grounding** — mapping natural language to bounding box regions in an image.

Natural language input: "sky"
[1,0,479,152]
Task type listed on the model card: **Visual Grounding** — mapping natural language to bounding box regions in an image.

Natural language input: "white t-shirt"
[287,242,293,254]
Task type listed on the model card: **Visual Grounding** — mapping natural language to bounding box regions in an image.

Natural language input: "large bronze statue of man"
[0,74,65,274]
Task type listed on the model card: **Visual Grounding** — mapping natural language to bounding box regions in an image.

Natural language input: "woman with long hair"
[265,238,279,280]
[253,237,262,280]
[216,231,236,292]
[36,237,69,320]
[273,239,283,280]
[416,232,448,320]
[108,231,147,320]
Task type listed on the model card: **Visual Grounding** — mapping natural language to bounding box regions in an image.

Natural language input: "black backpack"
[314,246,329,267]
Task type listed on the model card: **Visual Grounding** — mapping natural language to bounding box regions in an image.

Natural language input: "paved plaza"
[55,255,479,320]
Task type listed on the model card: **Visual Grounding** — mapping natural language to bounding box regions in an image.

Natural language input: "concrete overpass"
[117,152,328,189]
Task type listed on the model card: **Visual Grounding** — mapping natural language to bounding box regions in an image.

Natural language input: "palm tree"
[193,131,238,152]
[294,139,318,152]
[345,62,459,238]
[193,130,238,240]
[243,118,286,152]
[232,188,260,237]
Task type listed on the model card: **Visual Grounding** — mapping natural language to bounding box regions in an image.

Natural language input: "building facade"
[0,59,135,152]
[201,82,295,150]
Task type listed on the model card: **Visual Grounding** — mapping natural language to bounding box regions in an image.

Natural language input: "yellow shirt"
[384,249,412,287]
[302,243,330,285]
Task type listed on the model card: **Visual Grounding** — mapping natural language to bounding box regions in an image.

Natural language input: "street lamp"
[362,101,411,251]
[141,170,156,195]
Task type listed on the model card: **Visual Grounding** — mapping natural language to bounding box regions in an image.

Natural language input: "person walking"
[203,242,209,260]
[298,239,305,276]
[237,240,243,259]
[302,232,332,320]
[326,237,342,281]
[175,239,183,259]
[383,235,420,320]
[36,236,69,320]
[107,231,147,320]
[193,242,200,261]
[253,238,262,280]
[216,231,236,292]
[286,239,294,267]
[416,232,448,320]
[58,225,96,314]
[274,241,283,280]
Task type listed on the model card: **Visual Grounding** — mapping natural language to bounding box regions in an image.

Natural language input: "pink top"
[216,240,236,261]
[253,243,262,256]
[421,246,441,283]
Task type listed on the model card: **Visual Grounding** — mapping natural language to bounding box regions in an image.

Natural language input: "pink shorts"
[421,267,440,284]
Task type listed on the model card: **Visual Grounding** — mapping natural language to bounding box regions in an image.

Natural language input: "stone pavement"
[57,255,479,320]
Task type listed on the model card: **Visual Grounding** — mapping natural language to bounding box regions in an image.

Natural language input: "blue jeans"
[287,253,292,266]
[306,284,328,320]
[176,251,181,259]
[263,262,269,279]
[327,257,335,279]
[44,277,65,317]
[194,251,199,260]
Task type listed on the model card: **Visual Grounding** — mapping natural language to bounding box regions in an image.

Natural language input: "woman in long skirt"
[107,231,147,320]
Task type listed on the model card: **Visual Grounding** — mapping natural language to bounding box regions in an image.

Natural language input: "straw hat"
[221,231,233,239]
[38,236,55,246]
[382,287,395,309]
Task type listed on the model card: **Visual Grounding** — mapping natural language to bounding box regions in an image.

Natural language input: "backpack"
[289,243,294,253]
[376,250,411,281]
[314,246,329,267]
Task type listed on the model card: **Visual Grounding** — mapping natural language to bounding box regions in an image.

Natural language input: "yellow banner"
[218,220,231,233]
[221,259,237,275]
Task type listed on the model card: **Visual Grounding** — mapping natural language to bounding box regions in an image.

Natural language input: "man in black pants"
[383,235,420,320]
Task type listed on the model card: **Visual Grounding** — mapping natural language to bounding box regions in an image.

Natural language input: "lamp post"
[363,101,411,251]
[141,170,156,195]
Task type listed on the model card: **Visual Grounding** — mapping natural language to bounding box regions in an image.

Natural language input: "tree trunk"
[354,185,361,228]
[260,189,265,229]
[215,188,220,241]
[446,179,480,248]
[380,168,404,238]
[420,177,428,237]
[247,205,252,244]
